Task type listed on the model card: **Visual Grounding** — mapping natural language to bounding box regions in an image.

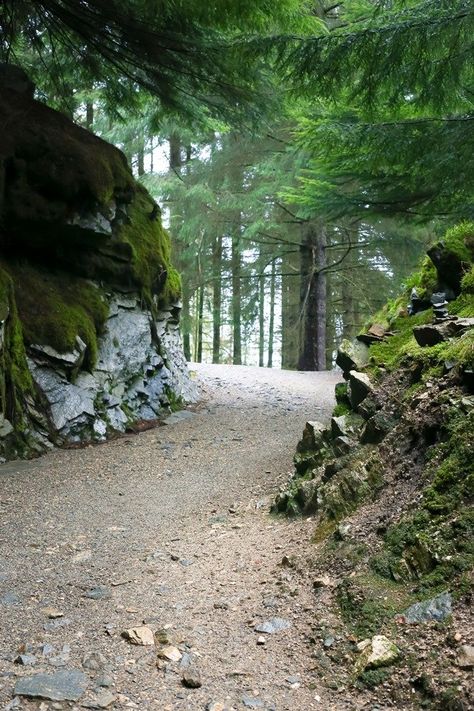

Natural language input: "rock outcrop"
[273,225,473,708]
[0,71,197,461]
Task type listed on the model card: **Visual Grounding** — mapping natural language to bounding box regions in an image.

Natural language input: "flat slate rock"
[403,591,452,623]
[163,411,197,425]
[254,617,291,634]
[14,670,88,701]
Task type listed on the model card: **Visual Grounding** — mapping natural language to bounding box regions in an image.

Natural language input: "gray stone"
[413,324,446,347]
[14,654,37,666]
[181,666,202,688]
[82,690,116,708]
[0,591,20,605]
[360,412,396,445]
[163,411,197,425]
[331,415,350,439]
[336,339,370,377]
[349,370,373,408]
[456,644,474,669]
[254,617,291,634]
[242,697,264,709]
[403,591,452,623]
[84,586,111,600]
[0,416,14,438]
[14,670,88,701]
[29,335,87,370]
[332,435,355,456]
[297,420,326,452]
[82,652,107,671]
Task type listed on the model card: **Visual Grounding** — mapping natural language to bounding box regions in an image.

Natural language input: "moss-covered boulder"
[0,74,195,460]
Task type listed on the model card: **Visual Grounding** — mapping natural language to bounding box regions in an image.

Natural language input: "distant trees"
[2,0,471,368]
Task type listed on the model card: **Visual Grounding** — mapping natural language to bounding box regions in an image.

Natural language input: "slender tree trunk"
[267,260,276,368]
[137,141,145,177]
[149,137,154,173]
[196,284,204,363]
[281,248,300,369]
[212,235,222,364]
[298,223,327,371]
[182,283,192,361]
[86,101,94,130]
[231,230,242,365]
[258,271,265,367]
[169,132,182,170]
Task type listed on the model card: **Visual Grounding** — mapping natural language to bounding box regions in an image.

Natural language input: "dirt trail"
[0,364,342,711]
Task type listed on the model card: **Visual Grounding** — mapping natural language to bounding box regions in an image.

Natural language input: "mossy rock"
[3,262,108,371]
[0,86,180,307]
[0,267,34,450]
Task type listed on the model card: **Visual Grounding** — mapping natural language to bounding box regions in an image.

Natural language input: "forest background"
[3,0,473,370]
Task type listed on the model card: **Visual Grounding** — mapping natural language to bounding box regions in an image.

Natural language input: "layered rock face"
[0,68,197,460]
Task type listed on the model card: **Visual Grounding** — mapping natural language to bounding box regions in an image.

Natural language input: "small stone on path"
[82,651,107,671]
[181,666,202,688]
[85,586,111,600]
[121,626,154,646]
[14,670,88,701]
[242,696,264,709]
[456,645,474,669]
[254,617,291,634]
[158,645,182,662]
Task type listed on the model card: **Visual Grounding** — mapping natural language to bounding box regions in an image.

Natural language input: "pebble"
[82,651,107,671]
[254,617,291,634]
[181,666,202,688]
[85,586,111,600]
[42,607,64,619]
[456,645,474,669]
[158,645,182,662]
[257,636,266,646]
[122,626,155,646]
[242,697,264,709]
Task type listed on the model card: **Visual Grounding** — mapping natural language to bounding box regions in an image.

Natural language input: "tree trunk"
[281,248,300,369]
[258,271,265,367]
[137,141,145,177]
[212,235,222,363]
[169,132,182,170]
[196,284,204,363]
[298,223,327,371]
[267,260,276,368]
[86,101,94,130]
[231,230,242,365]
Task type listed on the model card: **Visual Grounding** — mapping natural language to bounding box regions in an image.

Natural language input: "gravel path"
[0,364,341,711]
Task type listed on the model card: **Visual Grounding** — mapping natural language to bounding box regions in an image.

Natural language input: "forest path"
[0,364,343,711]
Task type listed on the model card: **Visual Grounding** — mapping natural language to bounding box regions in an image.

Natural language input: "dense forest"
[3,0,471,370]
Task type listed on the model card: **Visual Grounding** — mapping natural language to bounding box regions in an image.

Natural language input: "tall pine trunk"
[212,235,222,364]
[231,230,242,365]
[281,249,300,369]
[267,260,276,368]
[298,223,327,371]
[258,271,265,367]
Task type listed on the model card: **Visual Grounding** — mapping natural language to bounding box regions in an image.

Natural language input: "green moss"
[4,262,108,371]
[443,222,474,263]
[0,268,33,427]
[405,255,438,299]
[336,574,413,637]
[355,668,392,689]
[371,410,474,589]
[368,310,432,371]
[121,185,174,300]
[460,265,474,294]
[163,266,182,304]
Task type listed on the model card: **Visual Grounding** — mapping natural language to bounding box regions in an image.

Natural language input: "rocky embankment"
[274,224,474,709]
[0,67,196,461]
